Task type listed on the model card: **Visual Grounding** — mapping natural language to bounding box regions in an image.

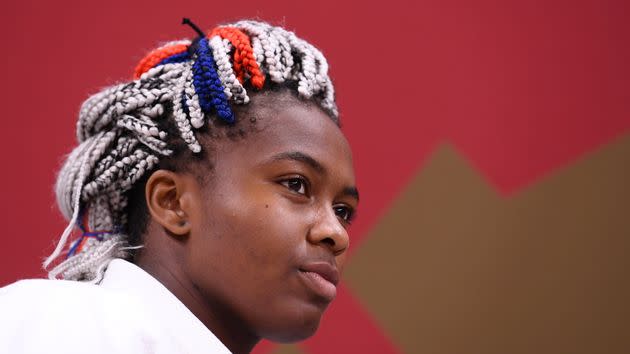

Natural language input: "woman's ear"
[145,169,194,236]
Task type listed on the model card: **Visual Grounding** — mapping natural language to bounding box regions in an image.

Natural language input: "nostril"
[321,237,335,247]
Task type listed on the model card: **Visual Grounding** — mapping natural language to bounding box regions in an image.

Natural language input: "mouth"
[298,262,339,302]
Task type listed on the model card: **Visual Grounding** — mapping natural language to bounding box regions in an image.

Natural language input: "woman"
[0,19,359,354]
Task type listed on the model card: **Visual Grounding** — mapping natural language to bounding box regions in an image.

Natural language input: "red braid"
[133,43,189,79]
[209,27,265,89]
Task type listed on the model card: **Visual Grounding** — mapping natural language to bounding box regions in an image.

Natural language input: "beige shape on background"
[271,344,306,354]
[344,136,630,354]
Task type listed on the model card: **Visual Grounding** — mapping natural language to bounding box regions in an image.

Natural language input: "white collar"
[100,259,232,354]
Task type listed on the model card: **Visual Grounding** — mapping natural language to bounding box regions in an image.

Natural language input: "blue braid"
[66,233,107,258]
[181,91,190,115]
[67,209,121,258]
[191,38,235,124]
[158,51,190,66]
[66,238,84,258]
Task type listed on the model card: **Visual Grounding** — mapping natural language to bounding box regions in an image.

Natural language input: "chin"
[265,322,321,343]
[261,305,325,343]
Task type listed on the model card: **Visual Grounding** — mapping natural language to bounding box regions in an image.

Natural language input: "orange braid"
[209,27,265,89]
[133,44,189,79]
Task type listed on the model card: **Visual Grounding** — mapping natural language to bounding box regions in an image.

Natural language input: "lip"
[298,262,339,301]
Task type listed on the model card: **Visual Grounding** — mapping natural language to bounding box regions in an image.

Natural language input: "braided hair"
[45,19,338,282]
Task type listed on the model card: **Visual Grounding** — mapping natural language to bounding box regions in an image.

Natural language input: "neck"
[134,237,260,354]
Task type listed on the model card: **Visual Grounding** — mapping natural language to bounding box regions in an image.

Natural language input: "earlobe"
[145,170,193,236]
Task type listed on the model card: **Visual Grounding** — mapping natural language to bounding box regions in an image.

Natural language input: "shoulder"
[0,277,141,319]
[0,279,155,353]
[2,277,116,300]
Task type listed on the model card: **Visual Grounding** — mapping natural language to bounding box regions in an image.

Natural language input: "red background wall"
[1,1,629,353]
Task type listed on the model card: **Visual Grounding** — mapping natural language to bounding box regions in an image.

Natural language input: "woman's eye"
[280,177,307,195]
[333,205,355,223]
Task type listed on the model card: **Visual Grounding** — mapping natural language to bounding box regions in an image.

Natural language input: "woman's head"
[138,88,358,343]
[45,19,358,344]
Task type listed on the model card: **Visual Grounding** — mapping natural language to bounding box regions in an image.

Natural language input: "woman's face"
[183,92,358,342]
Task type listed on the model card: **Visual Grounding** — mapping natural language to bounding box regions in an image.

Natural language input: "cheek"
[189,191,307,284]
[336,252,349,274]
[236,197,306,263]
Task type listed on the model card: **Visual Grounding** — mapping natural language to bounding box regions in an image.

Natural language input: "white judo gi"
[0,259,231,354]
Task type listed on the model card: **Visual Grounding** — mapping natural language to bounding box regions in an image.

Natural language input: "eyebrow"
[343,186,360,202]
[268,151,360,201]
[269,151,326,173]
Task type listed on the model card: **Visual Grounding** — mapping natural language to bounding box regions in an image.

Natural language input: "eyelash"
[280,176,309,196]
[333,205,356,224]
[279,177,356,224]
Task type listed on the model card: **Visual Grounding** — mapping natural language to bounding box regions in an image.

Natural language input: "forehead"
[214,92,354,179]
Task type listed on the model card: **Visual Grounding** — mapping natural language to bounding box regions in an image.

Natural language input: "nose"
[307,206,350,256]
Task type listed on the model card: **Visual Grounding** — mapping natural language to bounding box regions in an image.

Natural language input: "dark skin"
[134,91,359,354]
